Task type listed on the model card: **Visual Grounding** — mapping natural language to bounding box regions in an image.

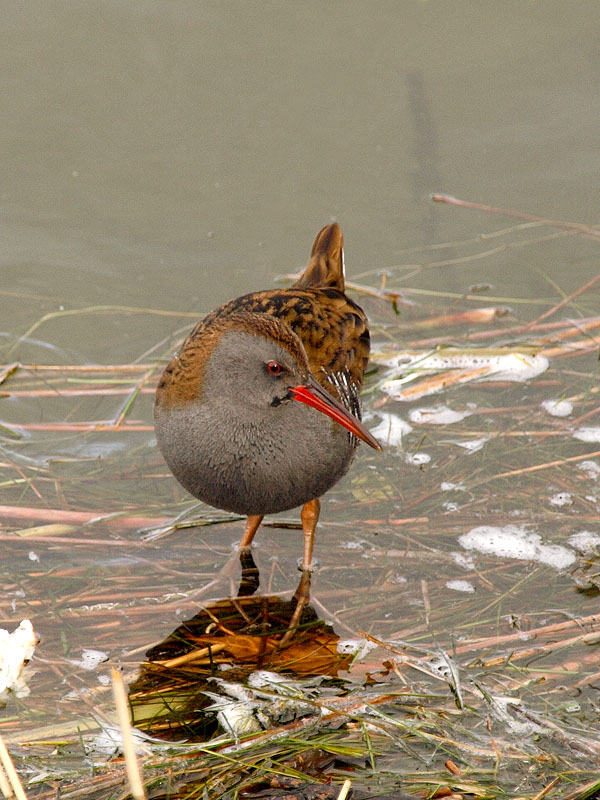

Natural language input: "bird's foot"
[295,557,320,573]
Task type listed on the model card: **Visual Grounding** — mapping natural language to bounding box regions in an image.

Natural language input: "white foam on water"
[71,649,109,671]
[578,460,600,480]
[337,639,378,656]
[409,405,472,425]
[451,551,475,569]
[444,437,489,454]
[459,525,576,570]
[542,398,573,417]
[442,502,460,512]
[369,413,412,446]
[549,492,572,507]
[446,579,475,593]
[573,427,600,443]
[568,531,600,556]
[405,451,431,465]
[0,620,39,698]
[378,352,549,402]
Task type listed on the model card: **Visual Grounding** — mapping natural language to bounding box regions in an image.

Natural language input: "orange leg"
[300,498,320,570]
[239,514,263,550]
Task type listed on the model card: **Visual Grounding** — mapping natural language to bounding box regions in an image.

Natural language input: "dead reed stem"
[110,668,146,800]
[0,736,27,800]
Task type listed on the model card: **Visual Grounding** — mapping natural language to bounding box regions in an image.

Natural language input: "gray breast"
[154,398,356,516]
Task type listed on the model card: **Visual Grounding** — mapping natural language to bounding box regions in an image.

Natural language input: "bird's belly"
[154,403,356,516]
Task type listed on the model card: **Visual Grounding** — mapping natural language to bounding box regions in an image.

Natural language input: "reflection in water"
[406,69,443,245]
[129,553,350,742]
[237,547,261,596]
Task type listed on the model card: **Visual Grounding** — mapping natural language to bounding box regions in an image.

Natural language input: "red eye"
[267,361,282,375]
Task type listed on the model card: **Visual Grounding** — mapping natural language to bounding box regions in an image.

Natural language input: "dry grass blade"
[0,760,13,800]
[336,779,352,800]
[111,668,146,800]
[432,193,600,237]
[412,307,509,328]
[558,778,600,800]
[489,448,600,481]
[0,504,171,529]
[0,736,27,800]
[530,776,561,800]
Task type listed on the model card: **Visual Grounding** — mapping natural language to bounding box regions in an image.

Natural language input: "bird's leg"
[300,498,320,570]
[239,514,264,549]
[280,498,320,645]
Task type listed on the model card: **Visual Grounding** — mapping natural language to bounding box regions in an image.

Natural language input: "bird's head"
[193,312,381,450]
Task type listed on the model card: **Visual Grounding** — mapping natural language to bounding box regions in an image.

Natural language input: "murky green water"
[1,3,600,797]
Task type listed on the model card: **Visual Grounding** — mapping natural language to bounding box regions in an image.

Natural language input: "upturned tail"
[294,222,345,291]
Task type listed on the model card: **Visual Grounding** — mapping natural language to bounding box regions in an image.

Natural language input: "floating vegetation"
[1,197,600,798]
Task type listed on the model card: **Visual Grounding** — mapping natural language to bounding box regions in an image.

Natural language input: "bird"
[154,223,381,599]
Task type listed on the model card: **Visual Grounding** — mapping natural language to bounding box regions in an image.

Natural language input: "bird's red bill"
[291,382,381,450]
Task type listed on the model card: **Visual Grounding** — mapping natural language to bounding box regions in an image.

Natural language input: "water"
[1,2,600,795]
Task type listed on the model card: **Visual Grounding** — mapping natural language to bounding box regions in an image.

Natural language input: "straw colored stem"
[490,448,600,481]
[5,423,153,431]
[519,273,600,332]
[0,760,13,800]
[110,668,146,800]
[432,193,600,237]
[0,504,171,528]
[0,736,27,800]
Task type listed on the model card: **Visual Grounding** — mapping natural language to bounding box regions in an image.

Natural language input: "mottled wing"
[204,287,369,401]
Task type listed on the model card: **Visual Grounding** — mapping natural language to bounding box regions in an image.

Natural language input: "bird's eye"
[266,361,283,375]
